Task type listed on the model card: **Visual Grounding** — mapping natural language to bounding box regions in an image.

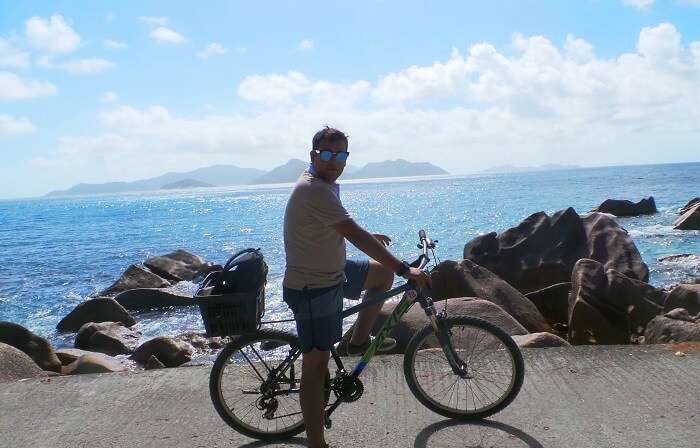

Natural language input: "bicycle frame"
[265,231,462,421]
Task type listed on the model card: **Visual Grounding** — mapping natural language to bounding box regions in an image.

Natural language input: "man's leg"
[301,349,330,448]
[349,260,394,346]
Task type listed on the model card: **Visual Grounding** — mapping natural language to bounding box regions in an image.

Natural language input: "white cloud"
[139,16,169,26]
[622,0,655,9]
[104,39,128,50]
[100,91,119,103]
[21,22,700,189]
[238,71,312,105]
[372,47,470,104]
[637,22,681,62]
[197,42,228,59]
[99,105,171,127]
[297,39,315,51]
[237,71,371,107]
[0,38,30,68]
[25,14,80,54]
[149,27,187,45]
[60,58,116,74]
[0,114,36,136]
[0,71,57,101]
[37,56,116,74]
[564,34,595,63]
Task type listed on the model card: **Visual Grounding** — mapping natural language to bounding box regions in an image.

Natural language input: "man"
[283,126,431,448]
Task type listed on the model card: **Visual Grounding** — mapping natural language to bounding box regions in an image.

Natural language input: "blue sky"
[1,0,699,198]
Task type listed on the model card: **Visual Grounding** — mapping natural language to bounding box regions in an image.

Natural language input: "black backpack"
[209,248,268,294]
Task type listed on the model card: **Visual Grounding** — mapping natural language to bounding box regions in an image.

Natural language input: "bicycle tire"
[403,315,524,420]
[209,329,306,440]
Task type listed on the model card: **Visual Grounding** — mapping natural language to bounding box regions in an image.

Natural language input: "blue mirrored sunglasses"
[314,149,350,163]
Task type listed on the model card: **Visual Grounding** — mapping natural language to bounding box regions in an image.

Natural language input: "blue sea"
[1,162,698,348]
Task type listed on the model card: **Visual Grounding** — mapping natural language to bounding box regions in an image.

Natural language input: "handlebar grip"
[419,229,426,240]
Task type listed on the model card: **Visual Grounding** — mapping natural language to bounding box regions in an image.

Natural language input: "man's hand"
[401,267,432,289]
[372,233,391,247]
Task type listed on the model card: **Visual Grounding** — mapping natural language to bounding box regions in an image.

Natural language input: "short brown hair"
[312,126,348,151]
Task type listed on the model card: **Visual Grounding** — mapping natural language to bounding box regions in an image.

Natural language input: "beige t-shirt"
[283,171,350,290]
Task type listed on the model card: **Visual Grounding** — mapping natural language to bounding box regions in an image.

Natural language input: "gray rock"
[175,331,228,356]
[144,355,166,370]
[132,336,194,367]
[0,321,62,372]
[114,288,194,311]
[75,322,141,356]
[679,197,700,215]
[0,342,48,382]
[658,254,696,262]
[429,259,550,332]
[664,308,695,322]
[57,297,135,332]
[55,348,115,365]
[664,284,700,315]
[525,283,571,330]
[98,264,171,297]
[463,208,649,293]
[144,250,219,282]
[512,332,570,348]
[338,297,528,355]
[644,315,700,343]
[592,197,657,217]
[62,353,126,375]
[673,203,700,231]
[568,259,663,345]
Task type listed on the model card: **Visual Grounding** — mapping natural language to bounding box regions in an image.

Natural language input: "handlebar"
[413,229,436,271]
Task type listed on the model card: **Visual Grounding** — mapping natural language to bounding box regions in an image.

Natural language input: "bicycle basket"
[195,248,267,337]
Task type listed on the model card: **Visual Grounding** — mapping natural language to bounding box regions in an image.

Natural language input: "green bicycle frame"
[348,284,417,376]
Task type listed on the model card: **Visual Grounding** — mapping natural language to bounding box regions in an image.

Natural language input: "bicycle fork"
[421,297,471,379]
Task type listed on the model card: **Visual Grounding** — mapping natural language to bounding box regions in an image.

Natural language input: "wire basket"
[196,287,265,337]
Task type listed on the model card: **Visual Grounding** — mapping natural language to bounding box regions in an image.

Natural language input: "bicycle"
[208,230,525,440]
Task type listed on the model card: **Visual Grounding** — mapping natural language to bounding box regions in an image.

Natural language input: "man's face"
[310,139,348,183]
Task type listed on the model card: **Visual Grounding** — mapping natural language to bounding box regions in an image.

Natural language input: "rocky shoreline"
[1,196,699,382]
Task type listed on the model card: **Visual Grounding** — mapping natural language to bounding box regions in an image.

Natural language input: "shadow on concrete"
[236,436,307,447]
[414,419,544,448]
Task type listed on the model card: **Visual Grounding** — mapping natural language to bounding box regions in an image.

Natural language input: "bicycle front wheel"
[403,315,524,420]
[209,330,305,440]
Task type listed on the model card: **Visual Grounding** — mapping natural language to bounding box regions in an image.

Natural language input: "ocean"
[1,162,698,348]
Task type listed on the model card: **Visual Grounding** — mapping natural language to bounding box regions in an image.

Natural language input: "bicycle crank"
[332,374,364,403]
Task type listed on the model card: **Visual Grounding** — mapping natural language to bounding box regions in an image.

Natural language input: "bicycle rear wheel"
[209,329,305,440]
[403,315,524,420]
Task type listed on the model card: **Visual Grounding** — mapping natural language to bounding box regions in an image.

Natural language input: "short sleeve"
[306,184,350,226]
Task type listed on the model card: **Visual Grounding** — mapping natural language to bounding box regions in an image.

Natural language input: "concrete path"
[1,345,698,448]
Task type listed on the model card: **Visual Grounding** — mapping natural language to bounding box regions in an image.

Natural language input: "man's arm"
[334,219,402,271]
[333,218,431,287]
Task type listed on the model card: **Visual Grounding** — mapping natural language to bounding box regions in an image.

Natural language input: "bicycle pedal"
[324,418,332,429]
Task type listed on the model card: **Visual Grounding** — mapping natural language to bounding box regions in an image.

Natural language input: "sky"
[1,0,699,199]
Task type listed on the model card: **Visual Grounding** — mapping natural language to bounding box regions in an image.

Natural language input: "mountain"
[481,163,582,174]
[45,164,265,197]
[44,159,448,197]
[250,159,447,184]
[161,179,215,189]
[248,159,309,184]
[345,159,448,179]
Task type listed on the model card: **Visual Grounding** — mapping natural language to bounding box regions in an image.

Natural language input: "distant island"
[481,163,582,174]
[160,179,215,190]
[45,159,448,197]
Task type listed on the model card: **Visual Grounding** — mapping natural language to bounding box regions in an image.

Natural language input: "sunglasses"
[314,149,350,164]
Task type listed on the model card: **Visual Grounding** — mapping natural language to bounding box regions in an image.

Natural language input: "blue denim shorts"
[283,259,369,353]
